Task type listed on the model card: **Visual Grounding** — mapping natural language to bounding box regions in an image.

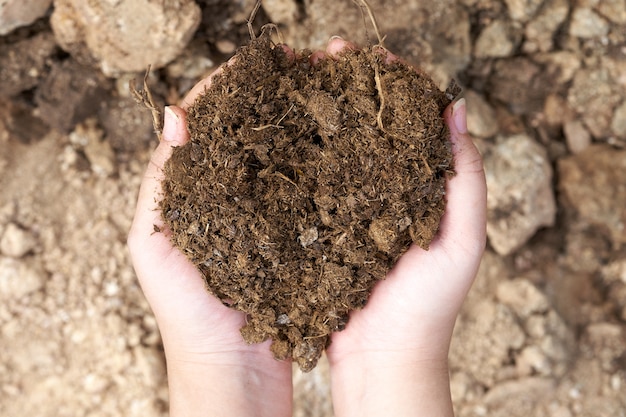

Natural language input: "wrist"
[329,352,453,417]
[165,343,292,417]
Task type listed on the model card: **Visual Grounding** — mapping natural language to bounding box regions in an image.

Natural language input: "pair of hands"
[128,38,486,417]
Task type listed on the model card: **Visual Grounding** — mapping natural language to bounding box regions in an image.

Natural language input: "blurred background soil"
[0,0,625,416]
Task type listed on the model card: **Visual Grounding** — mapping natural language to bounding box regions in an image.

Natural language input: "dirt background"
[0,0,625,416]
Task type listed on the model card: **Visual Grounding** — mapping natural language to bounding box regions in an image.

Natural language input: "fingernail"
[329,35,344,42]
[162,106,179,141]
[452,98,467,135]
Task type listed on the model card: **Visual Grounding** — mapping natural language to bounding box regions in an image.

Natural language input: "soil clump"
[159,34,455,371]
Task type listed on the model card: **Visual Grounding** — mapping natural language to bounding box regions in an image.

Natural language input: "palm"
[131,223,260,356]
[128,92,293,416]
[327,110,486,365]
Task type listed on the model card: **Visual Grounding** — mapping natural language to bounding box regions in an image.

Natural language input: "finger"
[277,43,296,63]
[373,45,399,65]
[128,105,189,257]
[309,36,358,65]
[309,50,327,65]
[326,36,357,57]
[436,98,487,257]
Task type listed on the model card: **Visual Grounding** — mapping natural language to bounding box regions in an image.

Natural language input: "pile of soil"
[160,34,455,371]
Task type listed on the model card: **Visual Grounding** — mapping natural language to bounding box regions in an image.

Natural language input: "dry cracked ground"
[1,0,625,416]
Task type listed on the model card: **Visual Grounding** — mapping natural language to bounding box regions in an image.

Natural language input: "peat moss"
[160,35,456,371]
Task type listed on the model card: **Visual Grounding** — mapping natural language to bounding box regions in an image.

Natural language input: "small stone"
[216,39,237,55]
[0,32,57,97]
[50,0,201,75]
[563,227,610,273]
[166,52,214,79]
[529,311,574,368]
[276,313,291,325]
[603,56,626,90]
[524,314,547,339]
[70,119,115,176]
[0,257,45,300]
[567,68,621,138]
[523,0,569,53]
[81,126,116,177]
[83,373,109,394]
[488,58,542,115]
[563,120,592,154]
[543,94,568,127]
[450,301,526,386]
[504,0,545,21]
[483,377,555,408]
[449,372,467,400]
[298,227,319,248]
[99,94,156,153]
[485,134,556,255]
[133,346,166,388]
[517,345,550,376]
[496,278,549,318]
[0,223,37,258]
[611,101,626,138]
[611,374,622,391]
[596,0,626,25]
[0,101,49,145]
[569,8,610,38]
[582,323,625,371]
[466,90,499,138]
[601,259,626,284]
[0,0,51,35]
[368,218,396,254]
[474,20,517,58]
[262,0,301,25]
[558,145,626,248]
[35,60,110,133]
[533,51,581,85]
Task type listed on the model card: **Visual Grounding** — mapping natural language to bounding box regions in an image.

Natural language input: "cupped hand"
[326,98,486,364]
[128,64,293,417]
[322,38,487,417]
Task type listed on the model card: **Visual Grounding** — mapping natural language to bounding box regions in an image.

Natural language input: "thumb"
[128,105,189,256]
[435,98,487,258]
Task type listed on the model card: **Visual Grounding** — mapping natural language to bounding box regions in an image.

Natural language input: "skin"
[128,37,486,417]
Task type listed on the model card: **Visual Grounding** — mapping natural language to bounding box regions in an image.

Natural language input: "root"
[352,0,385,48]
[248,1,284,44]
[373,63,385,131]
[261,23,285,44]
[129,66,162,141]
[352,0,386,130]
[248,0,263,40]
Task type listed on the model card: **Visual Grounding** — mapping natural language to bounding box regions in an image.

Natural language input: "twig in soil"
[373,64,385,131]
[248,0,263,40]
[260,23,285,44]
[251,104,294,131]
[129,66,163,141]
[352,0,385,47]
[351,0,387,130]
[248,1,284,44]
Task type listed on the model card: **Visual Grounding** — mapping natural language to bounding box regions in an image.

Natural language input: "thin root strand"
[248,0,263,40]
[129,65,163,141]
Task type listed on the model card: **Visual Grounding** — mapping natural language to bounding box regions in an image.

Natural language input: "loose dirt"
[160,34,456,371]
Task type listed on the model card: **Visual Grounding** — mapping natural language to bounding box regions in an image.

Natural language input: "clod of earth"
[160,34,457,371]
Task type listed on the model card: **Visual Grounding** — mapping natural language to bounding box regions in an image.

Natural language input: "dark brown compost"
[160,35,457,371]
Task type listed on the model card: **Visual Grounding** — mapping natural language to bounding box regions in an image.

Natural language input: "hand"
[127,66,293,417]
[323,39,487,417]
